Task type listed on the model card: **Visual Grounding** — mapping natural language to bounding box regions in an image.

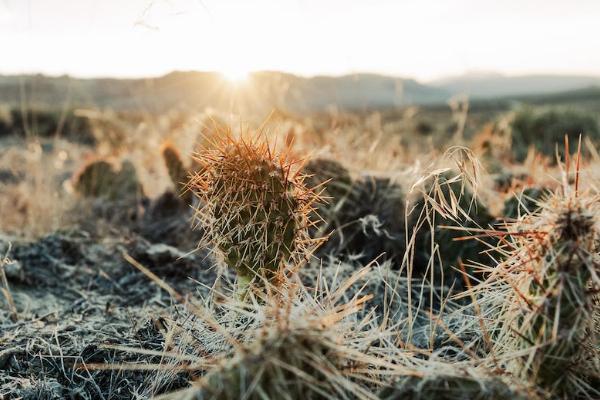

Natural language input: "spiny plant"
[476,178,599,397]
[303,157,353,203]
[190,130,322,293]
[161,142,193,204]
[194,304,376,399]
[72,159,115,198]
[331,175,406,265]
[152,267,412,400]
[302,158,406,266]
[72,159,143,201]
[408,169,494,282]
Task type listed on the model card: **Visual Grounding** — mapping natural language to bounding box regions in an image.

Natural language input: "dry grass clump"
[0,138,80,237]
[189,290,398,399]
[146,265,417,400]
[474,172,600,397]
[190,129,323,292]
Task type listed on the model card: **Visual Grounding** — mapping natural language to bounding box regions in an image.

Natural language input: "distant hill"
[0,71,449,114]
[2,71,600,114]
[431,72,600,99]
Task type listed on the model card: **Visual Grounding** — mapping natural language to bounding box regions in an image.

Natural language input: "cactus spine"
[190,130,320,292]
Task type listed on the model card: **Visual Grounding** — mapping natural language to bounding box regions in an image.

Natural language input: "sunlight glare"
[221,67,250,84]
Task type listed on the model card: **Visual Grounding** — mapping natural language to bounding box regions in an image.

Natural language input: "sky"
[1,0,600,81]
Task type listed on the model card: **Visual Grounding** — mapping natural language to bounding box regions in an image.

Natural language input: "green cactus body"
[191,134,319,289]
[211,155,298,282]
[73,160,116,198]
[488,193,599,397]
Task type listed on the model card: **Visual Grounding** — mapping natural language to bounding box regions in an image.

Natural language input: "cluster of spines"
[190,130,322,290]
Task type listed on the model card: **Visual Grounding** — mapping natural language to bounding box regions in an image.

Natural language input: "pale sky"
[1,0,600,81]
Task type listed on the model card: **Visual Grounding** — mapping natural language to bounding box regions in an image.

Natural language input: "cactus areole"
[191,133,319,288]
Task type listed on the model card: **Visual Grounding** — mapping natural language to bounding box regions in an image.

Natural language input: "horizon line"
[2,69,600,84]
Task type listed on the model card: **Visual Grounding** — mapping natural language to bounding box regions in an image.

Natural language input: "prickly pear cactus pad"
[479,187,600,398]
[190,130,322,287]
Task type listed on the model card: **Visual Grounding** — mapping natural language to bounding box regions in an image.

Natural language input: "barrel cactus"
[190,131,321,293]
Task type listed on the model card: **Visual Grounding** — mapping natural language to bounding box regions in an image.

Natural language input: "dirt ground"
[0,226,219,399]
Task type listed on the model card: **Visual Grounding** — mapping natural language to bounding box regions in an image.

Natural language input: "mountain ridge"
[1,71,599,113]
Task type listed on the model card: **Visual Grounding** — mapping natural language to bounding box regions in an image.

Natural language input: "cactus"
[73,159,143,201]
[339,176,405,263]
[161,143,193,204]
[185,277,396,400]
[408,171,494,281]
[379,373,535,400]
[190,131,321,293]
[196,326,337,399]
[72,160,116,198]
[483,189,599,398]
[303,157,353,203]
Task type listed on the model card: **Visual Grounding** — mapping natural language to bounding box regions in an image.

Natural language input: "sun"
[220,67,251,84]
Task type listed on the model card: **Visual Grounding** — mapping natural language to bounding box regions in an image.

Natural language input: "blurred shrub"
[0,108,95,144]
[511,107,599,162]
[415,120,434,135]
